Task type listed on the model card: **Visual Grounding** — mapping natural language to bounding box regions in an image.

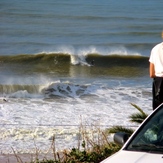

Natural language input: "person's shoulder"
[152,42,162,51]
[155,42,162,47]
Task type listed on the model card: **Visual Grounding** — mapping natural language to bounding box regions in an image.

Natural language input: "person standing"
[149,31,163,110]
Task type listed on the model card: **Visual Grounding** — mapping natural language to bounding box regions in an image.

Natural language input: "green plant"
[106,103,148,136]
[107,125,134,136]
[129,103,148,124]
[64,141,120,163]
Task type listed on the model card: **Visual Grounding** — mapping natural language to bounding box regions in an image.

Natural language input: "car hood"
[101,150,163,163]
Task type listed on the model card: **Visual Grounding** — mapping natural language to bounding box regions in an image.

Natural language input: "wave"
[0,48,149,79]
[0,49,148,67]
[42,81,94,98]
[0,81,95,99]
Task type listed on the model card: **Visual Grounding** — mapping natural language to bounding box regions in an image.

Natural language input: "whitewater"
[0,74,152,154]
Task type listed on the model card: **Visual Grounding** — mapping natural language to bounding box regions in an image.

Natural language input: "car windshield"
[126,105,163,154]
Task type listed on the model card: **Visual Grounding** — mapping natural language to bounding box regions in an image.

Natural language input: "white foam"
[0,83,153,154]
[41,81,93,98]
[39,45,142,66]
[40,45,141,56]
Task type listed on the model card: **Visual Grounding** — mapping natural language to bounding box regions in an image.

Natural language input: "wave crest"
[41,81,93,98]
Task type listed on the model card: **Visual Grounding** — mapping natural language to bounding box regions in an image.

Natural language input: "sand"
[0,153,56,163]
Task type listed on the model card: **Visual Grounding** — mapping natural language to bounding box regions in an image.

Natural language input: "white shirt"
[149,42,163,77]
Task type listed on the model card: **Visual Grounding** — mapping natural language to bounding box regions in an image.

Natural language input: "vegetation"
[129,103,148,124]
[107,103,148,136]
[11,103,148,163]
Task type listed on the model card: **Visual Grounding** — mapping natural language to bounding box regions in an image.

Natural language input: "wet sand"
[0,153,56,163]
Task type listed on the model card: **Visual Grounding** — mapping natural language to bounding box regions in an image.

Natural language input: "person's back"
[149,31,163,110]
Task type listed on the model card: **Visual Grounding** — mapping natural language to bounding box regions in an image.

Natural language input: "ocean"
[0,0,163,154]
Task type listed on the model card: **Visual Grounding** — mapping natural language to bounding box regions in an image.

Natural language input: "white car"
[101,104,163,163]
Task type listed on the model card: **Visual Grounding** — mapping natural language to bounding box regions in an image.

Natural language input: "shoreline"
[0,153,56,163]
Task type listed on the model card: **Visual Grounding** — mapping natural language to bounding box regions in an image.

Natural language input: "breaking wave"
[0,81,96,99]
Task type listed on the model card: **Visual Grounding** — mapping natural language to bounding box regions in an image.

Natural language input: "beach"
[0,0,163,155]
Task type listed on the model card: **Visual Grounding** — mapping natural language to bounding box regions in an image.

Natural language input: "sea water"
[0,0,163,154]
